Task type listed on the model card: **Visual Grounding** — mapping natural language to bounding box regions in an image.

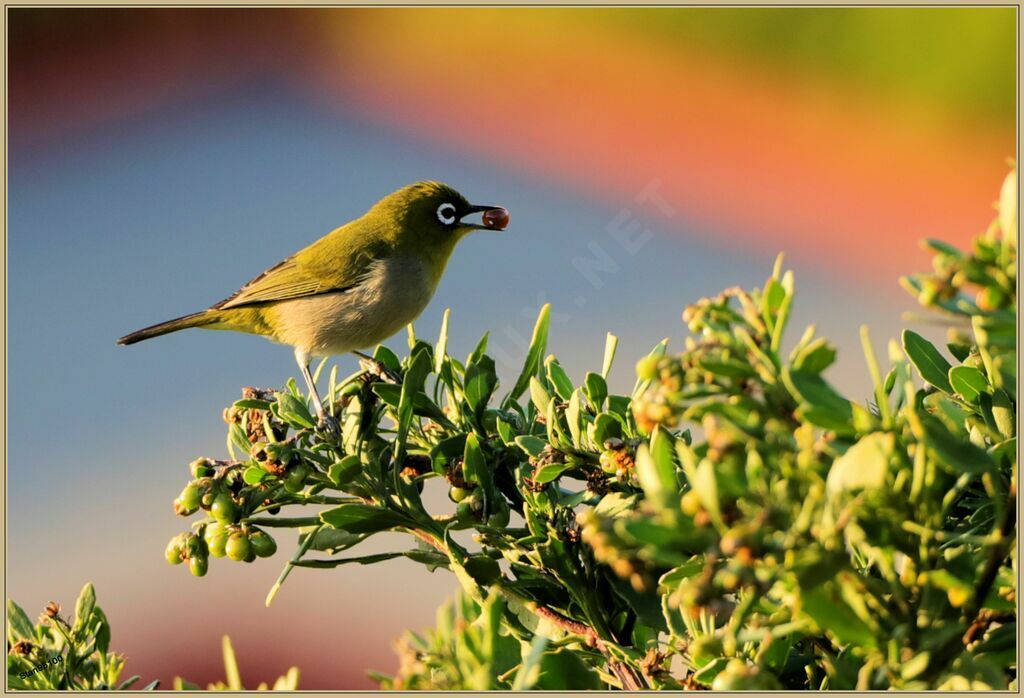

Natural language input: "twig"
[527,603,646,690]
[923,488,1016,683]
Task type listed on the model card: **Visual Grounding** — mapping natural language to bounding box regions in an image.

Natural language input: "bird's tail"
[117,311,215,346]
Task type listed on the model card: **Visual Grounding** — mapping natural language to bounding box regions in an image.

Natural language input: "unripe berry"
[284,463,311,493]
[204,523,228,558]
[165,536,185,565]
[636,356,660,381]
[189,554,209,577]
[249,530,277,558]
[190,458,216,479]
[599,451,618,474]
[225,532,251,561]
[179,483,202,511]
[211,493,239,524]
[487,500,511,528]
[449,486,471,503]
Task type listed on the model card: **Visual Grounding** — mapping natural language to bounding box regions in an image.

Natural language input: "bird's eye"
[436,203,457,225]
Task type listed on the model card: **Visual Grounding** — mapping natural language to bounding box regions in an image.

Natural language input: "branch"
[923,487,1016,684]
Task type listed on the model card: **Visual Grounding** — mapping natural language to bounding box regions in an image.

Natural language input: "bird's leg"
[352,350,402,384]
[294,348,340,438]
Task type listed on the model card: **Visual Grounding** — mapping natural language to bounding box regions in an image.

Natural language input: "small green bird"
[118,181,509,432]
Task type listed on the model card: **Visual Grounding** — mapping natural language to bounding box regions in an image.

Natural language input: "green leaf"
[515,435,547,458]
[299,526,367,553]
[467,331,490,367]
[783,368,855,433]
[565,390,583,447]
[793,338,837,374]
[583,372,608,410]
[94,607,111,656]
[319,504,407,534]
[434,308,451,373]
[921,413,995,474]
[395,348,432,461]
[533,461,572,484]
[632,338,669,398]
[431,434,468,476]
[233,398,272,410]
[73,582,97,637]
[601,333,618,379]
[991,389,1015,440]
[692,657,732,686]
[826,432,892,495]
[508,305,551,401]
[949,365,989,403]
[902,330,953,393]
[464,356,498,416]
[243,466,267,485]
[590,412,622,448]
[463,433,495,510]
[800,584,877,648]
[7,599,34,643]
[275,391,316,429]
[635,428,677,508]
[545,357,574,401]
[529,376,552,415]
[222,636,242,690]
[328,455,362,487]
[372,344,402,372]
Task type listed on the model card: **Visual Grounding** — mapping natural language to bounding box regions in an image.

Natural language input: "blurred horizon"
[6,7,1016,690]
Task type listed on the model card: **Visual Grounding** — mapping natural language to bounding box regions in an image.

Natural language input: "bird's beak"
[461,204,510,231]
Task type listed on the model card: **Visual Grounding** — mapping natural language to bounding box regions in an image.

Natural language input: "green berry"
[467,490,484,513]
[225,532,251,561]
[188,554,209,577]
[183,533,205,558]
[599,451,618,474]
[249,530,277,558]
[283,463,311,493]
[204,523,228,558]
[211,493,239,524]
[189,458,215,479]
[179,483,202,511]
[455,500,475,522]
[165,537,185,565]
[636,355,660,380]
[487,499,511,528]
[449,486,471,503]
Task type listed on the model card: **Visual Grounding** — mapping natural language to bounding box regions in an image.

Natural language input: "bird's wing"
[212,225,388,310]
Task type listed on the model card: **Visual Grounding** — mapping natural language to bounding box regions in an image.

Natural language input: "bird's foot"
[354,352,402,384]
[316,414,341,441]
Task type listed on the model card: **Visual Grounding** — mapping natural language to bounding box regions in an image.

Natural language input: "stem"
[923,487,1016,684]
[265,523,322,607]
[243,516,322,528]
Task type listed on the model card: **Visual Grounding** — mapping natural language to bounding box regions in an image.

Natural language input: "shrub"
[153,166,1015,689]
[6,584,298,690]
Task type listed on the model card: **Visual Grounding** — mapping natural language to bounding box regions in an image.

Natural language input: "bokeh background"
[7,7,1016,690]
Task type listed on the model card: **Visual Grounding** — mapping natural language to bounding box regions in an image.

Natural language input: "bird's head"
[370,181,510,247]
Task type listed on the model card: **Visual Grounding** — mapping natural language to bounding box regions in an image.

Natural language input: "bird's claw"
[357,357,402,385]
[317,414,341,441]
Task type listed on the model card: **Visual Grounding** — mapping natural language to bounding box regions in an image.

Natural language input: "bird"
[118,181,510,434]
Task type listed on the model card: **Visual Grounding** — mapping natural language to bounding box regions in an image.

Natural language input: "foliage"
[6,585,298,691]
[160,168,1016,689]
[6,584,151,690]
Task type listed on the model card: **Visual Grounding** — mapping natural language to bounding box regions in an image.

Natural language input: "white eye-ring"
[436,203,457,225]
